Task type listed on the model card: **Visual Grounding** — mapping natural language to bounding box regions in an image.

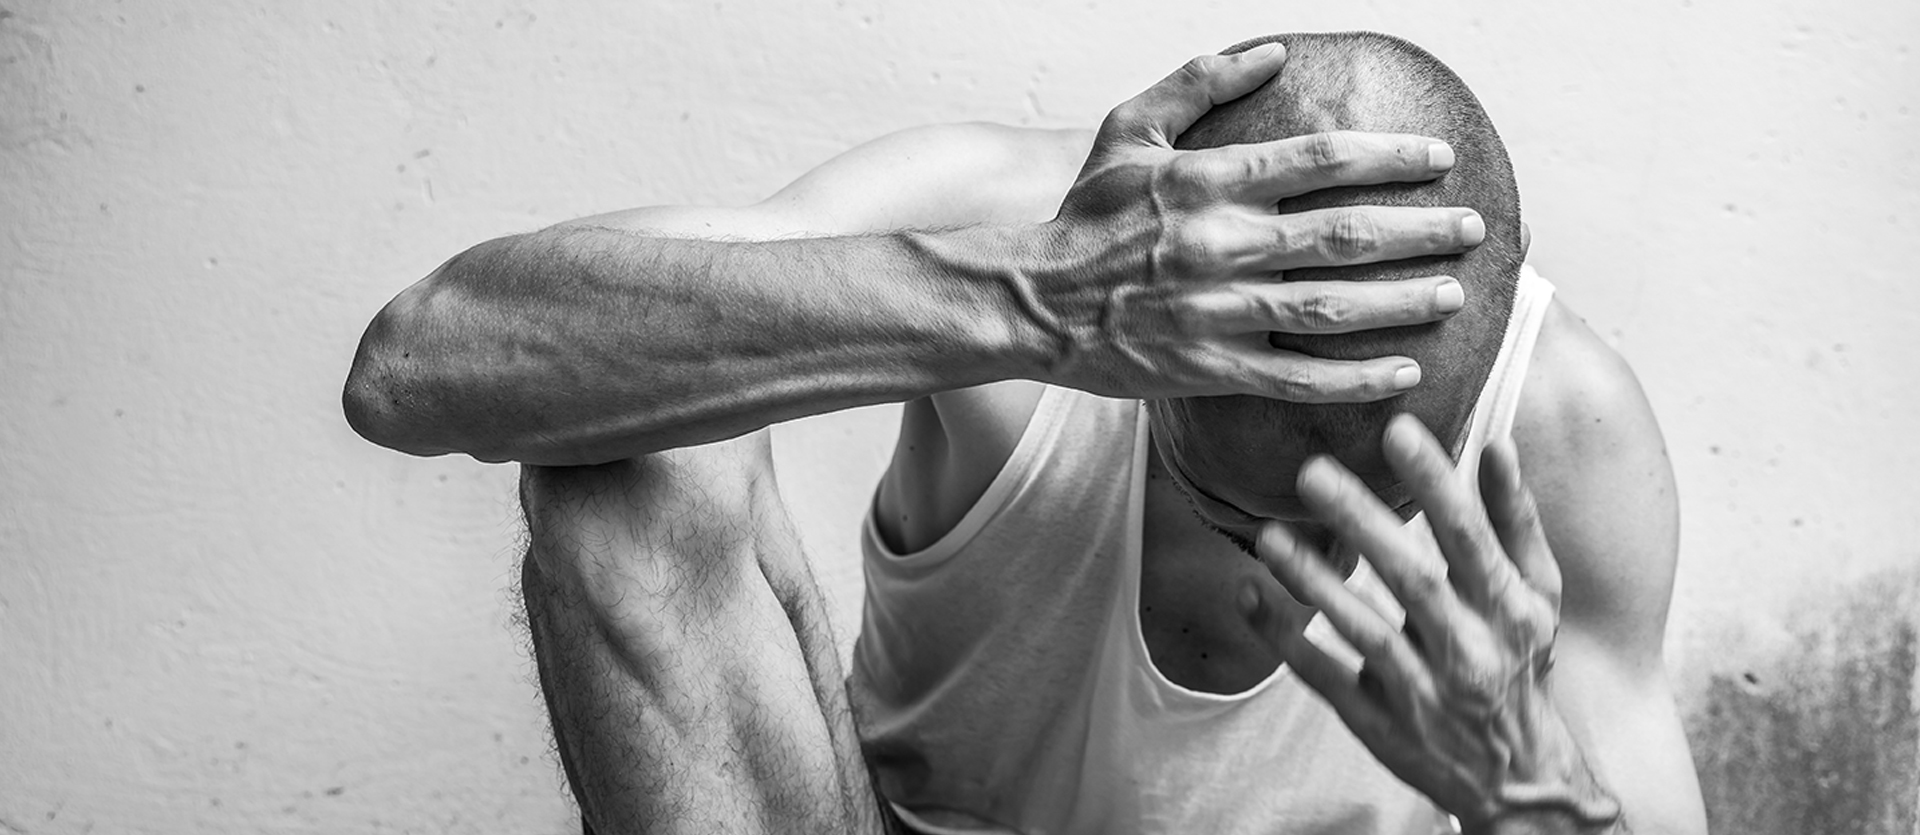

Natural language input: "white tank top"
[852,267,1557,835]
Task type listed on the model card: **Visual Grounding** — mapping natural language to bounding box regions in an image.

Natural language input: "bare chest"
[1135,456,1291,695]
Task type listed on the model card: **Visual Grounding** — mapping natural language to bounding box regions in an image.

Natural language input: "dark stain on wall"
[1687,569,1919,835]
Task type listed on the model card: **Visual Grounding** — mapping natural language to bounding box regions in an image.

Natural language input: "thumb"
[1105,43,1287,146]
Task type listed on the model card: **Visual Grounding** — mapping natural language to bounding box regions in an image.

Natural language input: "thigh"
[519,432,891,835]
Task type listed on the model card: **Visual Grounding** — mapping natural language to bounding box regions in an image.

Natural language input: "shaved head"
[1150,31,1524,521]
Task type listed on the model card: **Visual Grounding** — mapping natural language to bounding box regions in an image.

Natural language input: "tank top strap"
[1470,263,1557,448]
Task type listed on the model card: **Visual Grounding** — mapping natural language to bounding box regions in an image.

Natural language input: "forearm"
[345,223,1051,464]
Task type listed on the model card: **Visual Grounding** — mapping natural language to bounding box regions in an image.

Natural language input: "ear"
[1520,222,1532,260]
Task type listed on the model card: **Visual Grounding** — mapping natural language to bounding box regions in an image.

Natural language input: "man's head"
[1149,31,1524,532]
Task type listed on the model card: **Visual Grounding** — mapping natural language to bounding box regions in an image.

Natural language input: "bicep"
[1514,301,1706,833]
[551,122,1076,242]
[1519,303,1679,664]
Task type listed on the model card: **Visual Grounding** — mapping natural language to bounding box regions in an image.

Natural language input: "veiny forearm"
[345,224,1051,464]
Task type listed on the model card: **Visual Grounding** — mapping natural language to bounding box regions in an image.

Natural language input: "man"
[346,31,1707,835]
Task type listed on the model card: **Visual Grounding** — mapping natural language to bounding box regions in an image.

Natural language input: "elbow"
[342,355,408,453]
[343,284,447,457]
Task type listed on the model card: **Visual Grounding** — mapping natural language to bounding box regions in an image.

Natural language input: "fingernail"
[1385,415,1422,456]
[1427,143,1455,171]
[1299,457,1340,495]
[1253,42,1285,59]
[1393,364,1422,390]
[1434,279,1464,313]
[1459,212,1486,246]
[1259,522,1295,557]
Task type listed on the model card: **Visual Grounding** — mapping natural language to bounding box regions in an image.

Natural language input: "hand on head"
[1127,32,1527,517]
[1028,41,1482,405]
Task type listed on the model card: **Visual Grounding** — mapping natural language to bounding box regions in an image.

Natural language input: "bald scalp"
[1150,31,1524,501]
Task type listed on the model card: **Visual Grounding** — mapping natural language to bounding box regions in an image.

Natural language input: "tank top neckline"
[1116,403,1303,708]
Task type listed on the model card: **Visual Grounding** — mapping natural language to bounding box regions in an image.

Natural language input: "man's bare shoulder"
[1511,299,1710,833]
[1513,298,1678,656]
[763,122,1095,232]
[1515,299,1664,471]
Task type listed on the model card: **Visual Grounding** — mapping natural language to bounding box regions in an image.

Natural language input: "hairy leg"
[518,432,892,835]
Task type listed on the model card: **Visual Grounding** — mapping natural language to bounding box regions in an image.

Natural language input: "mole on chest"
[1137,470,1287,694]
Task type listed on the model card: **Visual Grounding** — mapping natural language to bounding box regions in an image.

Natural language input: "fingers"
[1167,203,1478,276]
[1227,347,1423,404]
[1293,456,1468,646]
[1380,415,1517,611]
[1203,130,1456,203]
[1197,276,1465,335]
[1105,45,1289,146]
[1478,437,1562,612]
[1242,205,1485,271]
[1272,627,1397,743]
[1256,521,1436,714]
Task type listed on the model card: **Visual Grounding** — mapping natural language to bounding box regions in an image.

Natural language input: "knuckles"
[1435,628,1514,702]
[1351,628,1400,662]
[1175,54,1226,87]
[1321,209,1381,262]
[1452,658,1510,706]
[1398,561,1452,604]
[1100,102,1148,140]
[1159,218,1234,276]
[1268,363,1328,401]
[1233,151,1274,188]
[1429,512,1489,553]
[1163,152,1224,200]
[1286,289,1350,330]
[1300,131,1357,174]
[1516,600,1559,647]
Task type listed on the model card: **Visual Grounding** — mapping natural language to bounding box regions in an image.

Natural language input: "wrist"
[897,222,1077,386]
[1463,776,1626,835]
[1470,809,1627,835]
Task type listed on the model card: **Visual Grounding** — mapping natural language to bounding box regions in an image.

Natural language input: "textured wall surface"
[2,1,1915,833]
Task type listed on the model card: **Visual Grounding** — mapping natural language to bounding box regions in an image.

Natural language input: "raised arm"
[343,45,1486,466]
[341,125,1061,465]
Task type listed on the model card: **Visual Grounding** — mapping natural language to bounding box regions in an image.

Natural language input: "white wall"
[2,1,1913,832]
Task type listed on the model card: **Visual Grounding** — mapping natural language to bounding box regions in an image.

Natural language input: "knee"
[521,435,767,525]
[518,440,772,609]
[519,458,652,538]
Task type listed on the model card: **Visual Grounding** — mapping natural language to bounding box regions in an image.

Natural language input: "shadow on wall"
[1687,567,1920,834]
